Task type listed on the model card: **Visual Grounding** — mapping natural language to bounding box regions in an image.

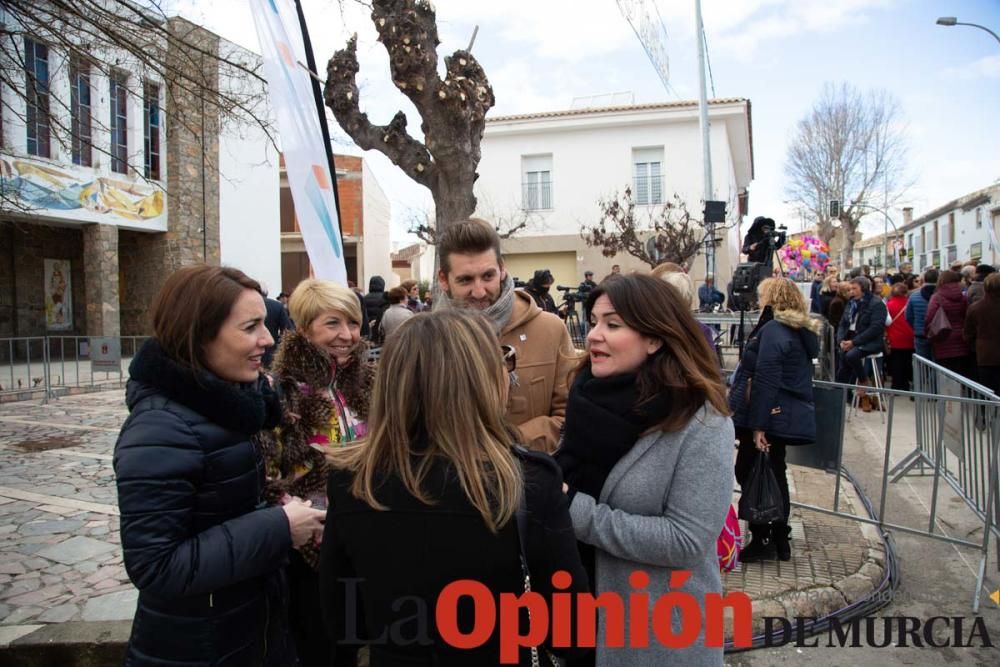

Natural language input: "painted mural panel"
[44,258,73,331]
[0,154,166,228]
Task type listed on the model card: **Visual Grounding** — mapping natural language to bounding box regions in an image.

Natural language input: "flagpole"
[293,0,343,233]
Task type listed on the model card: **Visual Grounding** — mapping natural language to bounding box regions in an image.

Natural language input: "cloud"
[944,54,1000,80]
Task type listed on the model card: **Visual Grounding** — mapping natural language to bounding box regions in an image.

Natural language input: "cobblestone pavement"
[0,389,891,653]
[0,391,131,646]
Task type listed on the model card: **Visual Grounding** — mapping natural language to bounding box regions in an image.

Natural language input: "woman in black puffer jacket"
[114,265,326,666]
[730,277,821,563]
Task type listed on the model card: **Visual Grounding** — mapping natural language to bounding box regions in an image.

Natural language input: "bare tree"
[405,203,535,244]
[0,0,272,214]
[325,0,494,237]
[581,188,721,269]
[785,82,910,265]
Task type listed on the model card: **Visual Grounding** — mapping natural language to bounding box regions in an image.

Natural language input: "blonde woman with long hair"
[320,310,588,665]
[729,277,822,562]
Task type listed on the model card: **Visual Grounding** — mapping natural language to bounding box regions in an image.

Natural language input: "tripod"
[559,299,586,348]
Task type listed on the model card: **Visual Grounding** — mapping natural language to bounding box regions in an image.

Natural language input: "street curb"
[1,621,130,666]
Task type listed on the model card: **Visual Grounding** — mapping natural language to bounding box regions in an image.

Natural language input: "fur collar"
[269,329,374,422]
[773,308,824,335]
[127,338,279,434]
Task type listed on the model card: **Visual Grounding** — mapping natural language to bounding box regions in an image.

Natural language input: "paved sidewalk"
[0,390,888,663]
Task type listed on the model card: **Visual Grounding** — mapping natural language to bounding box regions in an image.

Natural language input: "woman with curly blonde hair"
[729,277,822,562]
[259,279,375,665]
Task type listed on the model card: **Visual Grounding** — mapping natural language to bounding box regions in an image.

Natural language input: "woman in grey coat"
[556,274,734,667]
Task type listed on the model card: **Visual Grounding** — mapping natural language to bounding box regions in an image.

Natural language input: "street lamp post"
[936,17,1000,46]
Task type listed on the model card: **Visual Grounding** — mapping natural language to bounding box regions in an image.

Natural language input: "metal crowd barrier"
[0,335,149,402]
[792,367,1000,612]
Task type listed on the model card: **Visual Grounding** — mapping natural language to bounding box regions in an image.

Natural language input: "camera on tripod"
[758,219,788,252]
[556,285,586,303]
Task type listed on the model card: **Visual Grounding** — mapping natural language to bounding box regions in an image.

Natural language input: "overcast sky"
[173,0,1000,245]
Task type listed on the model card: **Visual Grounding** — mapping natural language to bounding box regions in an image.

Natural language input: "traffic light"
[829,199,841,218]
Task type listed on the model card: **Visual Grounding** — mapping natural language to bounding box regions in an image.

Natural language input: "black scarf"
[128,338,280,435]
[555,366,671,499]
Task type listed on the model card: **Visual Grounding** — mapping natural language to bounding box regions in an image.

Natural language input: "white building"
[851,230,905,272]
[901,183,1000,272]
[0,3,279,337]
[474,98,754,291]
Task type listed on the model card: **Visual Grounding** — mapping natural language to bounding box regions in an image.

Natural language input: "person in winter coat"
[836,276,887,411]
[557,274,733,667]
[885,281,915,391]
[826,281,849,330]
[742,216,776,263]
[730,278,821,563]
[434,219,577,452]
[965,273,1000,395]
[263,295,294,368]
[926,270,973,379]
[321,310,590,665]
[363,275,390,339]
[966,264,995,307]
[258,279,374,666]
[906,268,938,360]
[523,268,559,314]
[379,285,415,340]
[114,265,326,667]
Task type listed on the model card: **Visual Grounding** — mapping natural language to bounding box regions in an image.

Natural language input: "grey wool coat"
[568,405,735,667]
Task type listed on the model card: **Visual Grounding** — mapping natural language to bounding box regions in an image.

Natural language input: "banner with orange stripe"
[251,0,347,284]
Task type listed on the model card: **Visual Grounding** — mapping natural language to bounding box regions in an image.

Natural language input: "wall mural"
[44,258,72,331]
[0,155,165,224]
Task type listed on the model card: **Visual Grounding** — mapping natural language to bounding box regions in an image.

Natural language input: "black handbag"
[737,451,785,523]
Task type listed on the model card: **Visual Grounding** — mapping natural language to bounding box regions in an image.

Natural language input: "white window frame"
[632,147,664,206]
[522,154,553,211]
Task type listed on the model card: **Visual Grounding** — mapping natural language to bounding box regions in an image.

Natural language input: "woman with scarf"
[555,273,733,666]
[114,265,326,666]
[730,278,821,563]
[259,279,375,666]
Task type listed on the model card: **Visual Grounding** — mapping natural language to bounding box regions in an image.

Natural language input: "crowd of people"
[111,212,1000,665]
[809,260,1000,408]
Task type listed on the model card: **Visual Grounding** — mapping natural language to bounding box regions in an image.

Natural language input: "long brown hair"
[150,264,261,374]
[328,310,522,532]
[584,273,729,431]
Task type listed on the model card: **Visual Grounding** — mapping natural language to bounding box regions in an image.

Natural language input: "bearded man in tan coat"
[434,218,577,452]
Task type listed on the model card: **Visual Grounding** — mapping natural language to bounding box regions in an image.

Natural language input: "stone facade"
[82,224,120,338]
[0,223,86,340]
[118,18,222,336]
[1,17,230,343]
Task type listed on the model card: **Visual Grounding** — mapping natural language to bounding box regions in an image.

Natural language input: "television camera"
[556,284,590,303]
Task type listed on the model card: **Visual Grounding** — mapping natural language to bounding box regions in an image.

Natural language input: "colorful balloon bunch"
[779,235,830,281]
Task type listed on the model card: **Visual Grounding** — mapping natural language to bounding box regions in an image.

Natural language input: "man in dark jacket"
[523,269,558,314]
[697,274,725,312]
[263,296,293,367]
[906,268,938,360]
[742,216,775,263]
[836,276,887,390]
[363,276,390,340]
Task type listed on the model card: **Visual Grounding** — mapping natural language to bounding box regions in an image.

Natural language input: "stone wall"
[0,222,86,359]
[119,18,223,337]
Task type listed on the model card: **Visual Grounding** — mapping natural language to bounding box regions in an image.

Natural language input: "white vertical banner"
[250,0,347,284]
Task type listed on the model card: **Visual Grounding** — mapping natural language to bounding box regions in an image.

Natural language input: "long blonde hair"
[328,310,522,532]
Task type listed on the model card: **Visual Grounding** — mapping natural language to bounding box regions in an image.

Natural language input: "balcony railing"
[633,174,664,206]
[522,180,553,211]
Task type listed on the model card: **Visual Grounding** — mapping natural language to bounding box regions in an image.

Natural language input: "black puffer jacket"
[730,311,821,444]
[114,339,294,666]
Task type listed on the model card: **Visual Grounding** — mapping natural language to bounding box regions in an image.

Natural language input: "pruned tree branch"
[325,0,494,232]
[581,188,724,269]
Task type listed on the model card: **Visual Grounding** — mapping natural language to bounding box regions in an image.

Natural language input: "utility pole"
[695,0,714,279]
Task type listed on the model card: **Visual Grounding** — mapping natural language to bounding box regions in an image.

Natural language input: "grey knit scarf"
[433,273,516,334]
